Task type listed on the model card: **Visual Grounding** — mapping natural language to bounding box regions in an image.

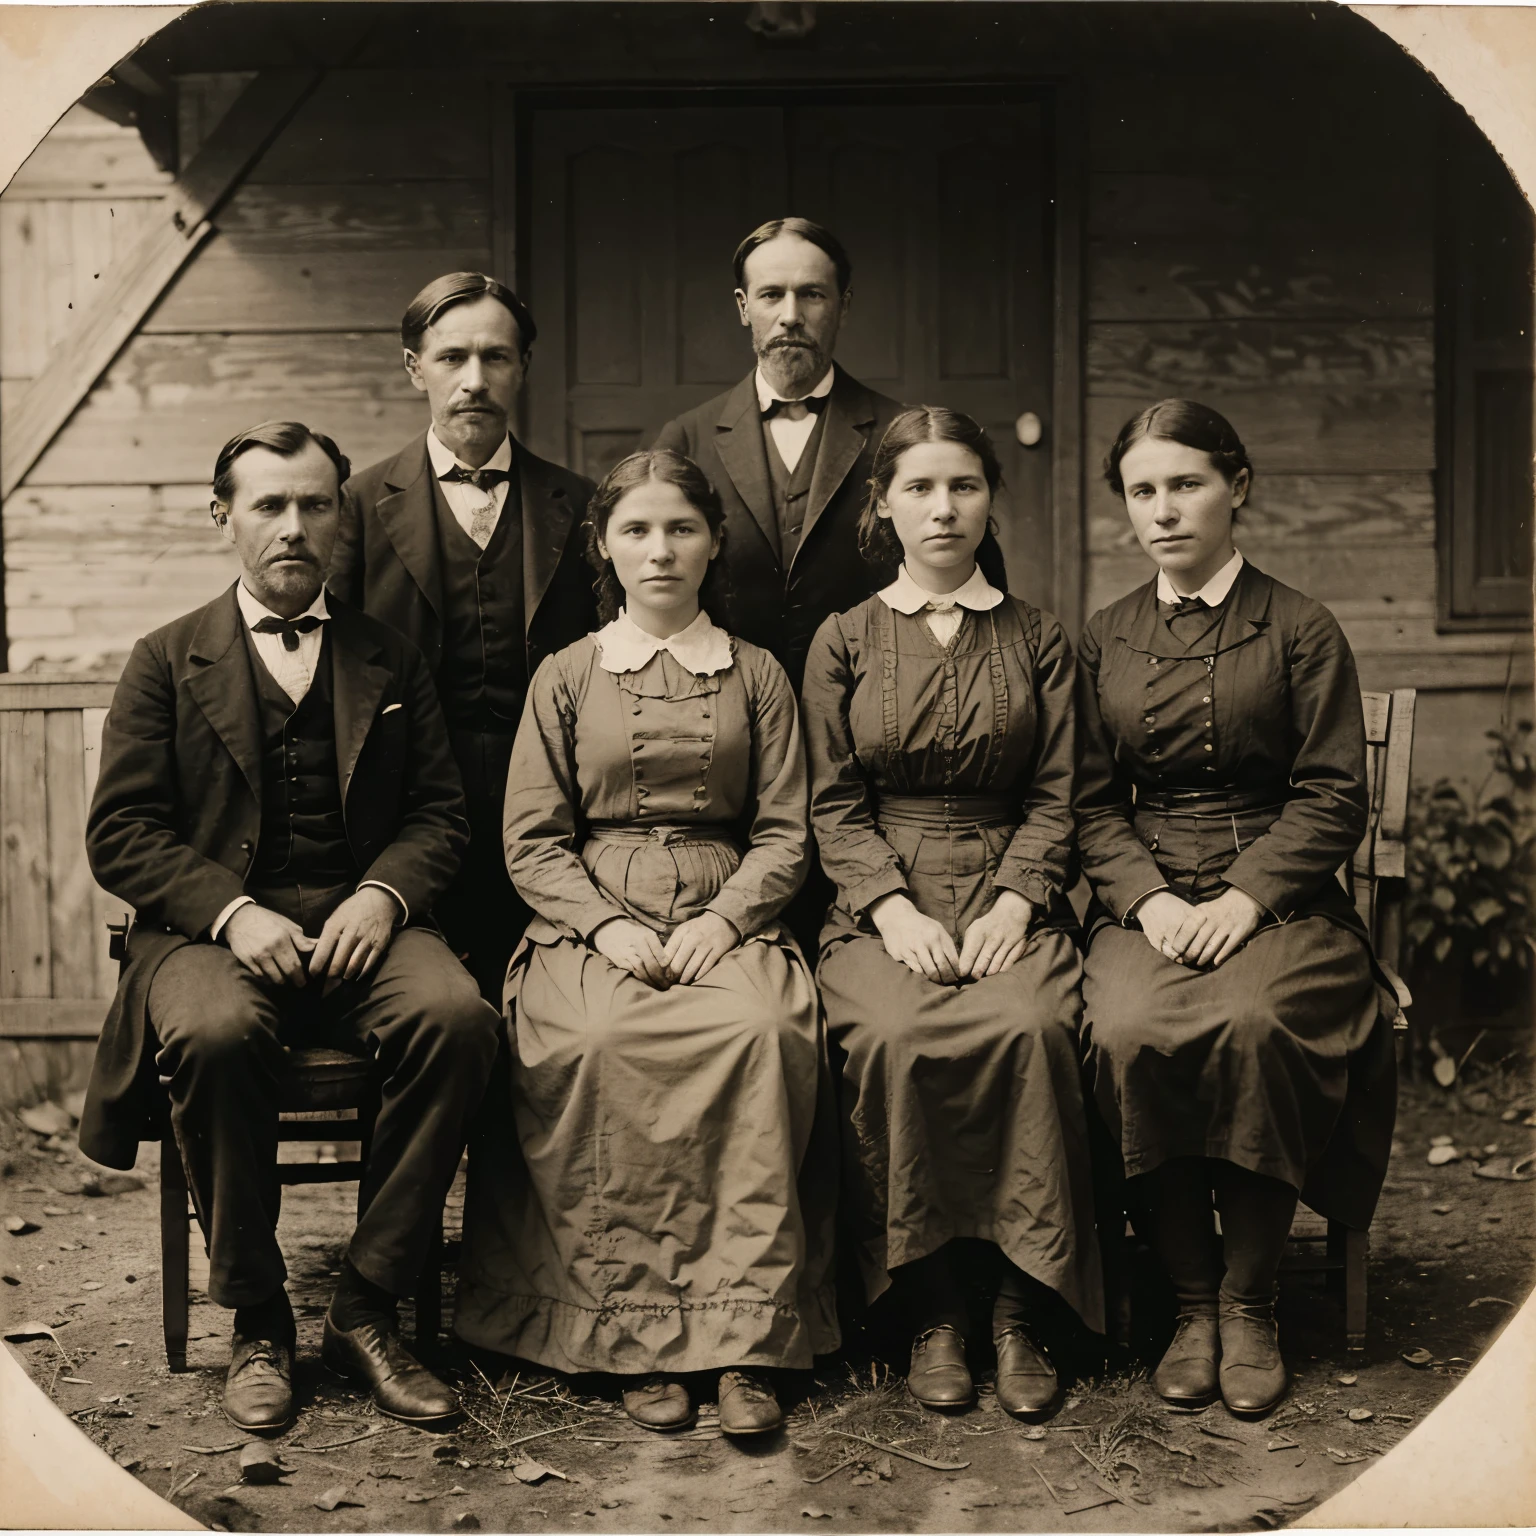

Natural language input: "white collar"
[236,580,329,629]
[878,562,1005,616]
[594,608,734,677]
[426,426,513,477]
[753,365,835,412]
[1157,549,1244,607]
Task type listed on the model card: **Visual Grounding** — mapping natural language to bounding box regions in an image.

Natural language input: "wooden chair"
[109,928,445,1372]
[1108,689,1418,1354]
[157,1044,445,1371]
[1281,687,1416,1350]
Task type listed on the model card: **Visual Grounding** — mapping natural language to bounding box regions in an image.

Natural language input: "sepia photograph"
[0,1,1533,1530]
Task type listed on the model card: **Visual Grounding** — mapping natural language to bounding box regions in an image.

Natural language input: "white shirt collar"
[878,562,1005,616]
[426,426,513,477]
[1157,549,1245,606]
[236,580,329,628]
[753,365,835,413]
[594,608,734,677]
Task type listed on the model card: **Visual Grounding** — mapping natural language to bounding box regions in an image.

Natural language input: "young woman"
[1076,399,1398,1419]
[800,407,1103,1420]
[455,450,836,1438]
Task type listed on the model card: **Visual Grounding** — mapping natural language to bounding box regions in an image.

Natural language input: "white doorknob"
[1014,411,1043,448]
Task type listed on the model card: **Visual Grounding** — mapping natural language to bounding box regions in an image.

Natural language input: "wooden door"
[525,97,1055,605]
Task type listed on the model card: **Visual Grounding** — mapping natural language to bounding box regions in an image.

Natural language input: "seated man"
[79,421,500,1433]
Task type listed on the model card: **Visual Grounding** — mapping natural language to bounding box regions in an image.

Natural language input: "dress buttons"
[1148,657,1158,666]
[1203,744,1213,752]
[1204,719,1212,728]
[701,710,710,719]
[1202,695,1211,703]
[1144,715,1155,724]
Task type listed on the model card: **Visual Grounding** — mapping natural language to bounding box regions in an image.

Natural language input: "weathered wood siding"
[1081,75,1525,694]
[4,75,492,672]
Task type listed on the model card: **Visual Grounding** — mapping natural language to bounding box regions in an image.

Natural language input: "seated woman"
[801,406,1104,1420]
[455,449,837,1438]
[1076,399,1398,1419]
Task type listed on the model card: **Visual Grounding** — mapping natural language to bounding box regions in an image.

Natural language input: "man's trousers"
[149,928,500,1308]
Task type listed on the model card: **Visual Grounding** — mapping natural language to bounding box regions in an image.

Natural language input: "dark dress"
[802,594,1104,1333]
[455,630,839,1373]
[1074,562,1398,1229]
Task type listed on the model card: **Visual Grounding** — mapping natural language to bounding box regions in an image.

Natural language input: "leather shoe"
[622,1375,695,1431]
[1152,1306,1221,1408]
[718,1370,782,1436]
[224,1327,295,1433]
[907,1325,973,1410]
[1218,1299,1287,1418]
[993,1327,1059,1420]
[321,1313,460,1424]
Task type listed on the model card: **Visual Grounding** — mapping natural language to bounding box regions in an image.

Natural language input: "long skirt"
[819,926,1105,1334]
[1082,914,1396,1227]
[455,933,840,1373]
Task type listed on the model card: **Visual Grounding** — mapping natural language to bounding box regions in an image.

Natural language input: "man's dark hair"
[732,218,852,295]
[212,421,351,505]
[400,272,538,355]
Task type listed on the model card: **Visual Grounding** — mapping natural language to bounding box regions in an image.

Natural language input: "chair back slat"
[1351,689,1417,978]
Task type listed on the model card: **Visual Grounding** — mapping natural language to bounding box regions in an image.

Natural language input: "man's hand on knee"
[310,887,402,991]
[223,904,316,988]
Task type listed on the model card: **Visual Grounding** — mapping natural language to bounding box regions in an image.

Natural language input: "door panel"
[526,97,1054,605]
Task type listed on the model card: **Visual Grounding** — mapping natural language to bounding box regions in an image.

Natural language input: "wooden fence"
[0,674,125,1111]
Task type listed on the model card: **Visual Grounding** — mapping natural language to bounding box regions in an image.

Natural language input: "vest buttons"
[1204,743,1214,752]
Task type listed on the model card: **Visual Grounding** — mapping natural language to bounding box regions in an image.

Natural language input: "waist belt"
[585,822,738,848]
[1134,785,1292,816]
[875,793,1017,831]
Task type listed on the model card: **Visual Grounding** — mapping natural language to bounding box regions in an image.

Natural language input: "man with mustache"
[653,217,1005,690]
[81,421,499,1432]
[330,274,596,1001]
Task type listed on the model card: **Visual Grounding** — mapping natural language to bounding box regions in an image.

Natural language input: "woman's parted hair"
[856,405,1003,566]
[583,449,732,626]
[1102,398,1253,497]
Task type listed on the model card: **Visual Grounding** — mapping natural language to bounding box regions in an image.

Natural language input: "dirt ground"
[3,1066,1533,1535]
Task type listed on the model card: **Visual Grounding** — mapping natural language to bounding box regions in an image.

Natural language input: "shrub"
[1405,715,1536,979]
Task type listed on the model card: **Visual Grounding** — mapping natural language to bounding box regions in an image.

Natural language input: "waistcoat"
[243,627,358,926]
[762,410,827,566]
[432,468,527,731]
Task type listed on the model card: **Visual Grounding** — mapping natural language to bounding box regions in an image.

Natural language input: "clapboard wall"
[3,73,495,672]
[1,5,1530,754]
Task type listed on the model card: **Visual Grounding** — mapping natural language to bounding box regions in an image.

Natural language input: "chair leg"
[414,1217,443,1350]
[1345,1227,1368,1352]
[159,1135,190,1373]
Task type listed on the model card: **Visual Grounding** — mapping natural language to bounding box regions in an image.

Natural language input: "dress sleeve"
[703,649,811,939]
[1072,610,1170,921]
[802,612,909,915]
[1221,601,1369,919]
[502,650,629,939]
[993,610,1075,906]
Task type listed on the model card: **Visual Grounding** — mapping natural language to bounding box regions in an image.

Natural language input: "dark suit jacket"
[653,365,1006,687]
[328,431,597,694]
[79,586,470,1168]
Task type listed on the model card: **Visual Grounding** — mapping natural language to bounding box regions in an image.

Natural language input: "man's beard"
[759,338,827,393]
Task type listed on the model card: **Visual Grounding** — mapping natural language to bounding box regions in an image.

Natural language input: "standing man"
[653,217,1006,690]
[82,422,499,1432]
[330,273,597,1001]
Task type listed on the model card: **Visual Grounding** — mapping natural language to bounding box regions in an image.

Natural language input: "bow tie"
[761,394,828,420]
[252,614,324,652]
[440,463,510,492]
[1160,595,1209,620]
